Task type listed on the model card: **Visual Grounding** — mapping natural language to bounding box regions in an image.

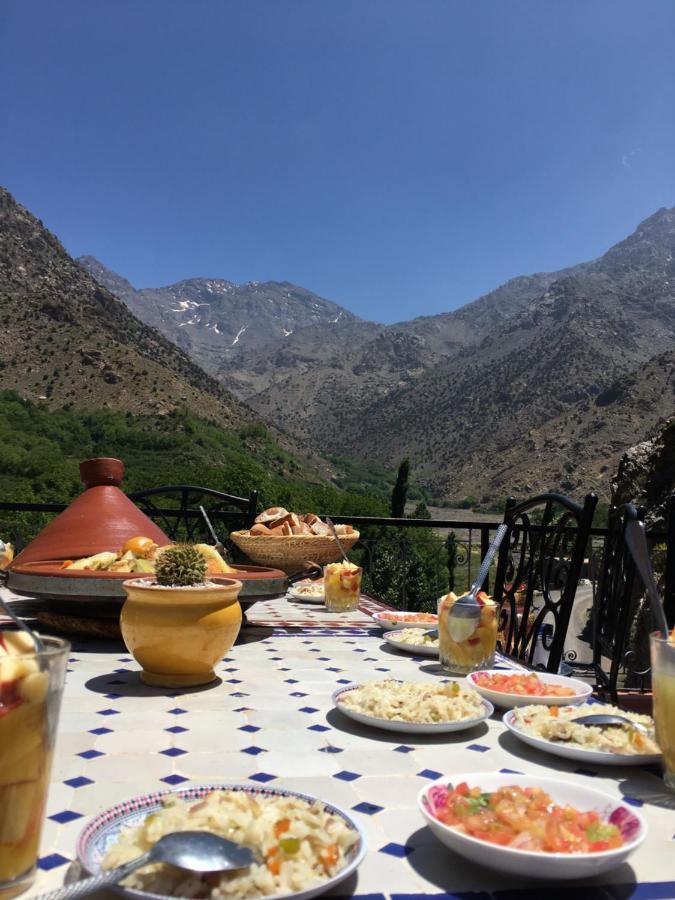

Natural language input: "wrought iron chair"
[492,492,598,672]
[589,503,649,703]
[128,485,258,545]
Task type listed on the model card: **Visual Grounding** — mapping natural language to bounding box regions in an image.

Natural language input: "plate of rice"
[287,580,325,603]
[382,627,439,656]
[76,784,366,900]
[503,704,661,765]
[333,680,493,733]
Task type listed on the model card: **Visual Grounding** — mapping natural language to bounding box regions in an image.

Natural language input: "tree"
[446,531,457,593]
[411,500,430,519]
[391,458,410,518]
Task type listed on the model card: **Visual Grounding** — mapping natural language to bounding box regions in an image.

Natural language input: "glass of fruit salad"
[438,591,498,675]
[324,561,363,612]
[651,632,675,791]
[0,632,69,899]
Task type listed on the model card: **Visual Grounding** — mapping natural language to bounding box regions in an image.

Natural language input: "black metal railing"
[1,492,672,692]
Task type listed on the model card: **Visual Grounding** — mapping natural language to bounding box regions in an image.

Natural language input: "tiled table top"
[3,590,675,900]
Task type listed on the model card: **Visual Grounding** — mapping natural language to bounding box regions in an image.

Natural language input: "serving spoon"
[326,517,350,563]
[34,831,259,900]
[624,519,669,639]
[426,524,508,642]
[572,713,650,736]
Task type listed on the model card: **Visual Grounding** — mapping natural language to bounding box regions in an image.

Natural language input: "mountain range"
[80,206,675,502]
[0,186,328,487]
[78,255,357,376]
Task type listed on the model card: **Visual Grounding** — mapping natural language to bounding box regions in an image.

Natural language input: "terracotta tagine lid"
[12,458,170,565]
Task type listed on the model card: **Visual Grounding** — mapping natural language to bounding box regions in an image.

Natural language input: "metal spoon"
[326,518,350,562]
[34,831,259,900]
[0,546,44,654]
[624,519,669,639]
[199,506,226,557]
[572,713,650,736]
[427,523,508,642]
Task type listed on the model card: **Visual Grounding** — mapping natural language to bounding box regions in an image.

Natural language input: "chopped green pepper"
[279,837,301,855]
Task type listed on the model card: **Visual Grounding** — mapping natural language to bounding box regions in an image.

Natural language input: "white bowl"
[418,772,646,880]
[468,669,592,708]
[370,610,438,630]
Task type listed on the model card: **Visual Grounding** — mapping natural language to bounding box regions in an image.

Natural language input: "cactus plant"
[155,544,208,587]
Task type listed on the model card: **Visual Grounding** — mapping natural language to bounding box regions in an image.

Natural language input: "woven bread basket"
[230,530,360,574]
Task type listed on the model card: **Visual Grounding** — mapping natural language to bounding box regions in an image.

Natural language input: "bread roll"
[335,524,354,535]
[293,522,313,535]
[255,507,289,525]
[310,521,331,536]
[250,523,272,536]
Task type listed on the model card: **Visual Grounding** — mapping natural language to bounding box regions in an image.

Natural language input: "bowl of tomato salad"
[418,773,646,879]
[469,670,592,708]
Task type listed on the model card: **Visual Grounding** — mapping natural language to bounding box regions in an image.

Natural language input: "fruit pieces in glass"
[324,562,362,612]
[651,632,675,792]
[438,590,498,674]
[0,632,68,899]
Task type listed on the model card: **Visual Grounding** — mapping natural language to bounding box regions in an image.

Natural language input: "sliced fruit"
[121,536,158,559]
[66,552,118,571]
[193,544,235,574]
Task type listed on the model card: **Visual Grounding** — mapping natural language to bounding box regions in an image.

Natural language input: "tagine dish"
[60,538,235,576]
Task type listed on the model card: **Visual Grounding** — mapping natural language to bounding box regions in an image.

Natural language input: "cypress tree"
[391,458,410,518]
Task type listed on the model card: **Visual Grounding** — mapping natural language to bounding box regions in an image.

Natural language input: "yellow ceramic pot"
[120,578,243,687]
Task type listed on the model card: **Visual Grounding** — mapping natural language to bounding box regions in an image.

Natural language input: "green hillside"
[0,391,387,547]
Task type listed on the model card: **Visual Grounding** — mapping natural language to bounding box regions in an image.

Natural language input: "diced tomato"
[274,818,290,838]
[428,783,624,854]
[319,843,339,871]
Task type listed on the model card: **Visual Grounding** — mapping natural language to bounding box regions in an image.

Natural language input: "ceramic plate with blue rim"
[332,683,494,734]
[502,707,662,766]
[76,783,367,900]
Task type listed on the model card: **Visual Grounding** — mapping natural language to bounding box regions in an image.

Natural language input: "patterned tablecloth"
[3,590,675,900]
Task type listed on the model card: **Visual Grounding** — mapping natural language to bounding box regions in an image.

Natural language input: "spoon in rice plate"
[34,831,259,900]
[572,713,650,735]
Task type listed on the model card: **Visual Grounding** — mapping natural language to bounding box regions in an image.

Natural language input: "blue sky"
[2,1,675,323]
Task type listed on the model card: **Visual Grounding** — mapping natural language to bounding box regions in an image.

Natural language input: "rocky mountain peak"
[78,256,360,374]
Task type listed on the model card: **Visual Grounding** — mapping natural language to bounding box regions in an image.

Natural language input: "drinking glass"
[438,593,498,675]
[650,633,675,792]
[324,562,362,613]
[0,634,69,899]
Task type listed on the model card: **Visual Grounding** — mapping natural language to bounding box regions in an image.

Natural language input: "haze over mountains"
[80,206,675,502]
